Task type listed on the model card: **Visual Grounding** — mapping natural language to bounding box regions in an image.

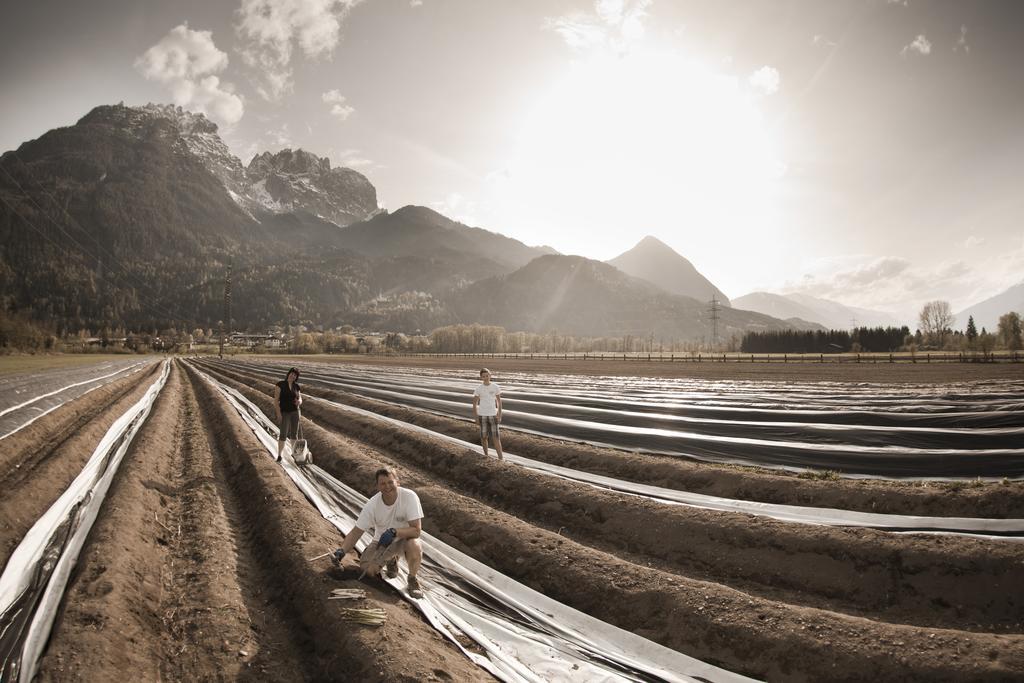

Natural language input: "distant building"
[229,332,285,349]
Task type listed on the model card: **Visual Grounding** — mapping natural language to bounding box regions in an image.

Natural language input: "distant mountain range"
[955,282,1024,331]
[607,235,730,306]
[335,205,555,275]
[452,254,812,339]
[0,102,819,339]
[732,291,903,330]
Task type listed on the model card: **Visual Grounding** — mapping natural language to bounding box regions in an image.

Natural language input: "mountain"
[452,254,809,339]
[734,291,902,330]
[608,236,730,305]
[0,103,373,330]
[76,104,379,227]
[0,103,548,334]
[336,205,554,272]
[956,282,1024,331]
[732,292,826,325]
[0,101,819,340]
[246,148,378,226]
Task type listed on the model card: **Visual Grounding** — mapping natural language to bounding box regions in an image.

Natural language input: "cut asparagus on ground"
[338,607,386,626]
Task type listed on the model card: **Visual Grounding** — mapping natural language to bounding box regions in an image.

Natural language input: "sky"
[2,0,1023,323]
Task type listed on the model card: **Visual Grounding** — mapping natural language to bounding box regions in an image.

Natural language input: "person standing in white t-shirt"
[334,467,425,599]
[472,367,503,461]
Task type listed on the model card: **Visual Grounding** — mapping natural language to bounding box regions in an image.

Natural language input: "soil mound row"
[197,361,1024,681]
[209,358,1024,518]
[222,359,1024,476]
[198,360,1024,631]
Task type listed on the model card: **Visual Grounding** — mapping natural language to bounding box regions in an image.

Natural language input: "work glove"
[379,528,398,548]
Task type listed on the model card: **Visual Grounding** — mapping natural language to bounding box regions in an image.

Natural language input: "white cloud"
[135,24,244,125]
[236,0,361,101]
[901,33,932,57]
[963,235,985,248]
[430,192,479,225]
[231,122,294,163]
[812,34,837,48]
[954,25,969,54]
[268,123,294,148]
[748,65,780,95]
[409,0,423,6]
[544,0,652,53]
[988,234,1024,292]
[333,147,374,169]
[322,89,355,120]
[484,166,512,185]
[781,254,998,322]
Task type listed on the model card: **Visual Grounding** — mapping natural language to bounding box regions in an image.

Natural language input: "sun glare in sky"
[496,46,786,280]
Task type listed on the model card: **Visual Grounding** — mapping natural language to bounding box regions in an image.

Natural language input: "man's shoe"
[385,558,399,579]
[407,575,424,599]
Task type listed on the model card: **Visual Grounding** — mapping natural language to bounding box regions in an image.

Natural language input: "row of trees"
[265,324,734,355]
[740,306,1023,354]
[740,327,911,354]
[741,329,852,354]
[427,324,735,354]
[0,309,58,353]
[918,301,1022,351]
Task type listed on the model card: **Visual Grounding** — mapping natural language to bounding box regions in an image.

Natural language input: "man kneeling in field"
[334,467,425,599]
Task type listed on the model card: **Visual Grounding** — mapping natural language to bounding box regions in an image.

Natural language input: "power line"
[708,294,722,350]
[219,261,232,359]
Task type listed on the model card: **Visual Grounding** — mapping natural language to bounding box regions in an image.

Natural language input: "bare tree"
[997,312,1023,351]
[918,300,954,348]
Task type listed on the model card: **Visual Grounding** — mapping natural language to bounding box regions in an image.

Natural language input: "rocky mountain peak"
[76,103,379,227]
[248,148,330,176]
[78,102,219,137]
[245,147,377,226]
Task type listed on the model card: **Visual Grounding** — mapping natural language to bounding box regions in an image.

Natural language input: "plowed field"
[3,357,1022,682]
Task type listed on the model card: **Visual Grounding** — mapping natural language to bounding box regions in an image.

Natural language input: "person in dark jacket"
[274,367,302,462]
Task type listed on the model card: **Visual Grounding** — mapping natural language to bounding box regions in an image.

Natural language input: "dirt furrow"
[201,362,1024,634]
[36,362,298,680]
[158,362,308,680]
[35,360,485,681]
[196,362,1024,681]
[181,361,491,681]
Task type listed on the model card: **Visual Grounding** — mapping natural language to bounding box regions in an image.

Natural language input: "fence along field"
[386,349,1022,363]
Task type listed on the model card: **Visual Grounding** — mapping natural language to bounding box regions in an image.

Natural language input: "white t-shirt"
[355,487,424,542]
[474,382,502,416]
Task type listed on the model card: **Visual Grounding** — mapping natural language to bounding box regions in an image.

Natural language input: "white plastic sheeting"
[192,364,755,683]
[212,359,1024,479]
[0,360,170,682]
[199,357,1024,539]
[0,361,150,441]
[299,393,1024,541]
